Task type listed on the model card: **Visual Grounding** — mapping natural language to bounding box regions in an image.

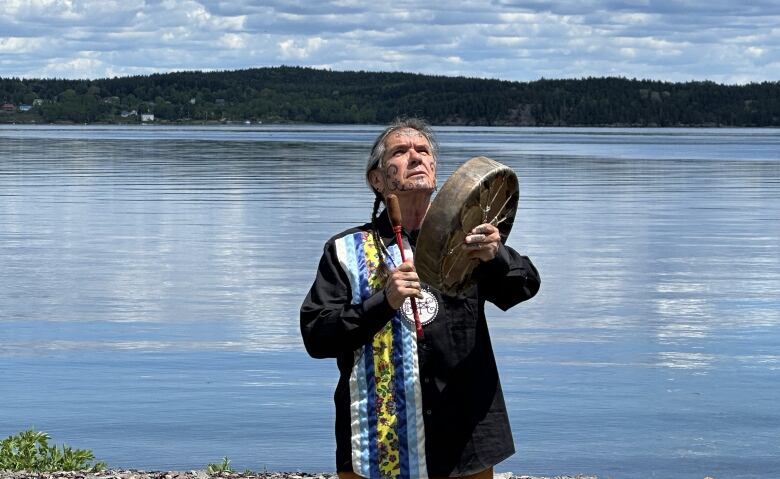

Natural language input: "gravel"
[0,471,601,479]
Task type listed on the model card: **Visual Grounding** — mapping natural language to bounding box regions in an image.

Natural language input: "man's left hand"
[463,223,501,262]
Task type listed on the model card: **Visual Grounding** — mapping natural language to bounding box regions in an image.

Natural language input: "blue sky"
[1,0,779,83]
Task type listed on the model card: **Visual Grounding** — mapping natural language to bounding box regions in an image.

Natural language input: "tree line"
[1,66,778,126]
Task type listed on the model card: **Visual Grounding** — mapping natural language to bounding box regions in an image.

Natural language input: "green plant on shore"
[206,456,233,475]
[0,429,107,472]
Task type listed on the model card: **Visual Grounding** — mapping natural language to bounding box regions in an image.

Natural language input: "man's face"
[369,128,437,196]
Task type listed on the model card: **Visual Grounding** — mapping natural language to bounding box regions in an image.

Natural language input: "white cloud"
[278,37,325,60]
[610,12,654,25]
[218,33,248,49]
[38,55,107,78]
[0,37,47,53]
[1,0,780,82]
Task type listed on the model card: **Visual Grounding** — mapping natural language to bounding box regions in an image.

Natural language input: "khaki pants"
[338,466,494,479]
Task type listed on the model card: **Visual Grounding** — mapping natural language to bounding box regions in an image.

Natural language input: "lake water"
[1,125,778,479]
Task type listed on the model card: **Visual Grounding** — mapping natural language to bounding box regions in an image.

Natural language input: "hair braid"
[370,195,391,284]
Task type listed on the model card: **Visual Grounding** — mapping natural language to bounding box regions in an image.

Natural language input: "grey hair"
[365,117,438,197]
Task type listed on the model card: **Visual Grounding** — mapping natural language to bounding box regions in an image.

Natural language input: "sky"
[1,0,779,84]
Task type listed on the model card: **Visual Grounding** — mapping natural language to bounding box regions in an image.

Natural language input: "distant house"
[18,104,32,112]
[1,103,15,112]
[120,110,137,118]
[33,99,45,106]
[141,113,155,122]
[103,96,120,104]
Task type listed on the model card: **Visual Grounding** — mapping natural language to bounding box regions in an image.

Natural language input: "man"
[300,118,540,479]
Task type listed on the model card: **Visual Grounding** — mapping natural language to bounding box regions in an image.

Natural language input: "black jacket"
[300,211,540,476]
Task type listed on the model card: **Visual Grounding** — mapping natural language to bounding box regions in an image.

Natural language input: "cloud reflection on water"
[2,126,780,476]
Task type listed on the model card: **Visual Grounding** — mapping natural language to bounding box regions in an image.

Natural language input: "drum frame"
[416,156,519,297]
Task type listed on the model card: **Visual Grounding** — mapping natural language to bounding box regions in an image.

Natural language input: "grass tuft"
[0,428,107,472]
[206,456,233,475]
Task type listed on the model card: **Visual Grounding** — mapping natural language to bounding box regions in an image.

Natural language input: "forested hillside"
[1,66,778,126]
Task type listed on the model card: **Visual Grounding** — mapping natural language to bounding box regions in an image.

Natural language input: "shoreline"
[1,118,775,129]
[0,472,599,479]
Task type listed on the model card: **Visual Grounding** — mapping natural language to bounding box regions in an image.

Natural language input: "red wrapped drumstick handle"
[386,194,424,340]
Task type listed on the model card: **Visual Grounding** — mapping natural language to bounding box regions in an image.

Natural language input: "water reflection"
[2,126,779,354]
[2,125,779,476]
[656,351,716,370]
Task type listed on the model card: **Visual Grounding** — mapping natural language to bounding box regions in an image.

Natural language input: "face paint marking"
[373,128,438,194]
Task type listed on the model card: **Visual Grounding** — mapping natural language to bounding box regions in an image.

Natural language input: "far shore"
[0,117,765,129]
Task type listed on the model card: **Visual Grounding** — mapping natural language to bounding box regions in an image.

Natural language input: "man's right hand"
[385,260,423,309]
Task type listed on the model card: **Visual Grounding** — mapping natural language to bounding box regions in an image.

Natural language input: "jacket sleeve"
[473,243,541,311]
[300,240,397,358]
